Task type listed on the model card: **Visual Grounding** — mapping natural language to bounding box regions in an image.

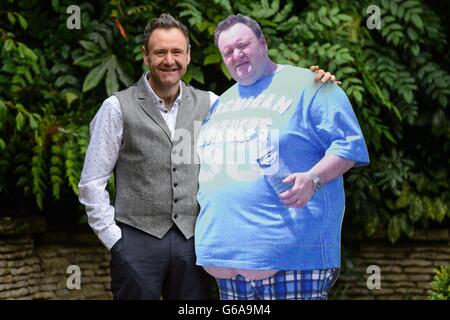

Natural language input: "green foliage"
[0,0,449,237]
[74,19,133,95]
[428,265,450,300]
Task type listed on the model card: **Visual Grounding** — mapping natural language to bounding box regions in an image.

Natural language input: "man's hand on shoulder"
[310,65,342,85]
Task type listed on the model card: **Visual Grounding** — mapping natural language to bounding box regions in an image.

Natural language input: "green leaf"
[16,112,25,132]
[203,53,222,65]
[423,196,435,220]
[353,90,363,104]
[410,44,420,56]
[364,213,379,237]
[387,215,401,243]
[399,214,414,238]
[29,114,38,130]
[220,61,232,80]
[82,59,110,92]
[182,71,192,83]
[73,55,104,68]
[0,100,7,120]
[383,130,396,144]
[0,138,5,152]
[55,75,78,87]
[435,199,447,223]
[189,65,204,84]
[330,7,340,16]
[318,7,327,18]
[322,17,333,27]
[64,91,79,106]
[396,193,410,209]
[4,39,16,52]
[105,58,119,96]
[51,0,60,11]
[116,62,133,86]
[406,27,418,41]
[16,13,28,30]
[337,14,352,22]
[411,15,423,29]
[79,40,101,53]
[111,9,119,18]
[7,12,16,25]
[390,1,398,15]
[213,0,232,13]
[17,43,38,61]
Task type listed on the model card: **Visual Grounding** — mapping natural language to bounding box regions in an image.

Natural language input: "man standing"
[195,14,370,300]
[78,13,215,300]
[79,12,337,300]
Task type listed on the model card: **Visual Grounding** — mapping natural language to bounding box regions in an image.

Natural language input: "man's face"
[217,23,268,86]
[143,28,190,89]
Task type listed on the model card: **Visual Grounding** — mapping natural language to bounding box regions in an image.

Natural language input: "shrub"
[428,265,450,300]
[0,0,449,235]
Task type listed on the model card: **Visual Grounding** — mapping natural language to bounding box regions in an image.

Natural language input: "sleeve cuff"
[98,224,122,251]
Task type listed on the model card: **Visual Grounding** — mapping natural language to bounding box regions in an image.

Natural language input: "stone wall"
[0,217,449,300]
[332,229,450,300]
[0,218,112,300]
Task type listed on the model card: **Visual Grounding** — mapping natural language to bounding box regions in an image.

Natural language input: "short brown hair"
[143,13,190,52]
[214,14,263,47]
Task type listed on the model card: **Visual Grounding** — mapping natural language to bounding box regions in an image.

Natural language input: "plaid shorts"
[216,268,340,300]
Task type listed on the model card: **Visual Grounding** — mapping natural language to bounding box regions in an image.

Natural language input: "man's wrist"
[98,223,122,251]
[306,170,323,192]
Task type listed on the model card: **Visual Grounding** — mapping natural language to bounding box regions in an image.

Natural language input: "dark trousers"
[110,223,213,300]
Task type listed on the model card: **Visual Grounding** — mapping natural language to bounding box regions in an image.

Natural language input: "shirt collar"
[144,72,182,111]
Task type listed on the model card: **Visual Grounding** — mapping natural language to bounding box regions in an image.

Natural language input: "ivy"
[0,0,448,240]
[429,266,450,300]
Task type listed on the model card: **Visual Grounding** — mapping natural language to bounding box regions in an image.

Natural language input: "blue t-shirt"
[195,65,369,270]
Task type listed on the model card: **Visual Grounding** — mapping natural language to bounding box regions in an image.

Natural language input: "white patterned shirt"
[78,74,218,250]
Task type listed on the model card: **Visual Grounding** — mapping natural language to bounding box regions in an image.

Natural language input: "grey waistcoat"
[113,74,210,239]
